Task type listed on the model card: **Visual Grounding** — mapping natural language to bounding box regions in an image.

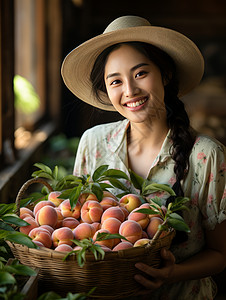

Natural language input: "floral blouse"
[73,118,226,300]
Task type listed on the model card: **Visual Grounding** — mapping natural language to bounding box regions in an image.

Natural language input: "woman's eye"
[135,71,147,78]
[110,79,121,85]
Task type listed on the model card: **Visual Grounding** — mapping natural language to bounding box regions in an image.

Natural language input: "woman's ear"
[163,72,172,86]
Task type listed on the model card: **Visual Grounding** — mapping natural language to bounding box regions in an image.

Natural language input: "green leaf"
[32,172,54,180]
[150,196,164,207]
[107,178,129,191]
[4,232,37,248]
[0,203,15,216]
[0,271,16,285]
[98,183,114,190]
[0,221,15,231]
[95,232,127,241]
[33,163,53,175]
[2,215,29,227]
[168,212,184,221]
[69,185,83,209]
[167,218,190,233]
[129,169,144,190]
[101,169,129,180]
[4,264,36,276]
[92,165,109,182]
[135,208,159,215]
[52,166,59,180]
[91,183,103,202]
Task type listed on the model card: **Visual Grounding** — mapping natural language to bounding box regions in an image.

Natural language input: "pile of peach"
[19,191,164,252]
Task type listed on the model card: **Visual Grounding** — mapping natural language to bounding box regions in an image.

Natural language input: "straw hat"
[61,15,204,111]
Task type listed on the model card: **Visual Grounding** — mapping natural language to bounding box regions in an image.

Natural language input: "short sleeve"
[200,143,226,230]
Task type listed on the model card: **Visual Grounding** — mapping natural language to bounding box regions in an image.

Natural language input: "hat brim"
[61,26,204,111]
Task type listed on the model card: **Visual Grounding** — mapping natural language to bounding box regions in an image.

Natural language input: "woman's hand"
[134,248,176,292]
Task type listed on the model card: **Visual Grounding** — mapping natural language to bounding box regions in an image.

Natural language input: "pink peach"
[20,207,34,218]
[119,194,142,213]
[101,207,125,224]
[100,197,119,211]
[73,223,95,240]
[78,192,98,205]
[113,241,133,251]
[119,220,143,244]
[81,200,103,223]
[52,227,74,248]
[93,229,114,249]
[37,205,58,228]
[19,216,38,235]
[33,200,56,216]
[55,244,73,252]
[62,217,80,230]
[128,207,150,229]
[60,199,81,219]
[48,191,64,207]
[146,217,163,238]
[133,238,151,247]
[29,227,52,248]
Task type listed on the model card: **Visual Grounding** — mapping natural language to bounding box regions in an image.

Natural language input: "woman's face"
[104,44,166,124]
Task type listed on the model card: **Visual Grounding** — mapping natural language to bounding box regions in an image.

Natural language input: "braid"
[165,96,195,196]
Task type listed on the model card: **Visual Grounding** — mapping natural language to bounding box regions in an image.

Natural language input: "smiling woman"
[61,15,226,300]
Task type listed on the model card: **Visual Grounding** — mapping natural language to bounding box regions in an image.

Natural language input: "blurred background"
[1,0,226,195]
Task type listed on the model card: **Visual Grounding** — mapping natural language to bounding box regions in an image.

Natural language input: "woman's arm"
[134,220,226,290]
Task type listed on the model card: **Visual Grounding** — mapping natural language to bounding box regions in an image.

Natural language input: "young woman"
[61,16,226,299]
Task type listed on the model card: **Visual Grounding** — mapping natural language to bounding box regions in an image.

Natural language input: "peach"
[142,230,148,238]
[134,238,151,247]
[33,241,44,247]
[48,191,64,207]
[81,200,103,223]
[102,191,118,201]
[128,207,150,229]
[101,207,125,224]
[92,222,102,232]
[55,244,73,252]
[29,227,52,248]
[52,227,74,248]
[100,197,119,211]
[19,216,38,235]
[33,200,56,216]
[20,213,34,220]
[55,208,64,228]
[93,229,114,249]
[119,194,142,213]
[118,205,129,219]
[62,217,80,230]
[99,245,112,252]
[39,225,54,235]
[78,192,98,205]
[146,217,163,238]
[20,207,34,218]
[37,205,58,228]
[60,199,81,219]
[119,220,143,244]
[73,223,95,240]
[102,217,122,247]
[113,241,133,251]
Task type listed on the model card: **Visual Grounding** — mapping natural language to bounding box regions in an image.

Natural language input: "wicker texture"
[8,178,175,299]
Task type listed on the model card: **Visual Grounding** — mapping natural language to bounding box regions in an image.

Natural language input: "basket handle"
[15,177,53,216]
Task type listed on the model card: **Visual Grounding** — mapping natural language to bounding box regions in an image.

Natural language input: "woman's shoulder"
[192,131,225,155]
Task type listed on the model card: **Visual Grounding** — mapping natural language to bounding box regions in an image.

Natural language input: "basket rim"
[7,229,175,261]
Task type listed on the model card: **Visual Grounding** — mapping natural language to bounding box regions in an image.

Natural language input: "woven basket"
[8,178,175,299]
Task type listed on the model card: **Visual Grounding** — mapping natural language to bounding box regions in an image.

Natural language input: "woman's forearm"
[169,248,226,284]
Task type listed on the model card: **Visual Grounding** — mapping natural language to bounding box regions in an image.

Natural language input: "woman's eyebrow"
[106,63,149,80]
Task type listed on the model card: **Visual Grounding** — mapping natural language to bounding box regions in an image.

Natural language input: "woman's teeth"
[126,98,147,108]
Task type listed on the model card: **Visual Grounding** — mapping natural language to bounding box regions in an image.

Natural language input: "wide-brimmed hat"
[61,15,204,111]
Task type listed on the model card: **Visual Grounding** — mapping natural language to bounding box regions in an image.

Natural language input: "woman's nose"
[124,79,139,97]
